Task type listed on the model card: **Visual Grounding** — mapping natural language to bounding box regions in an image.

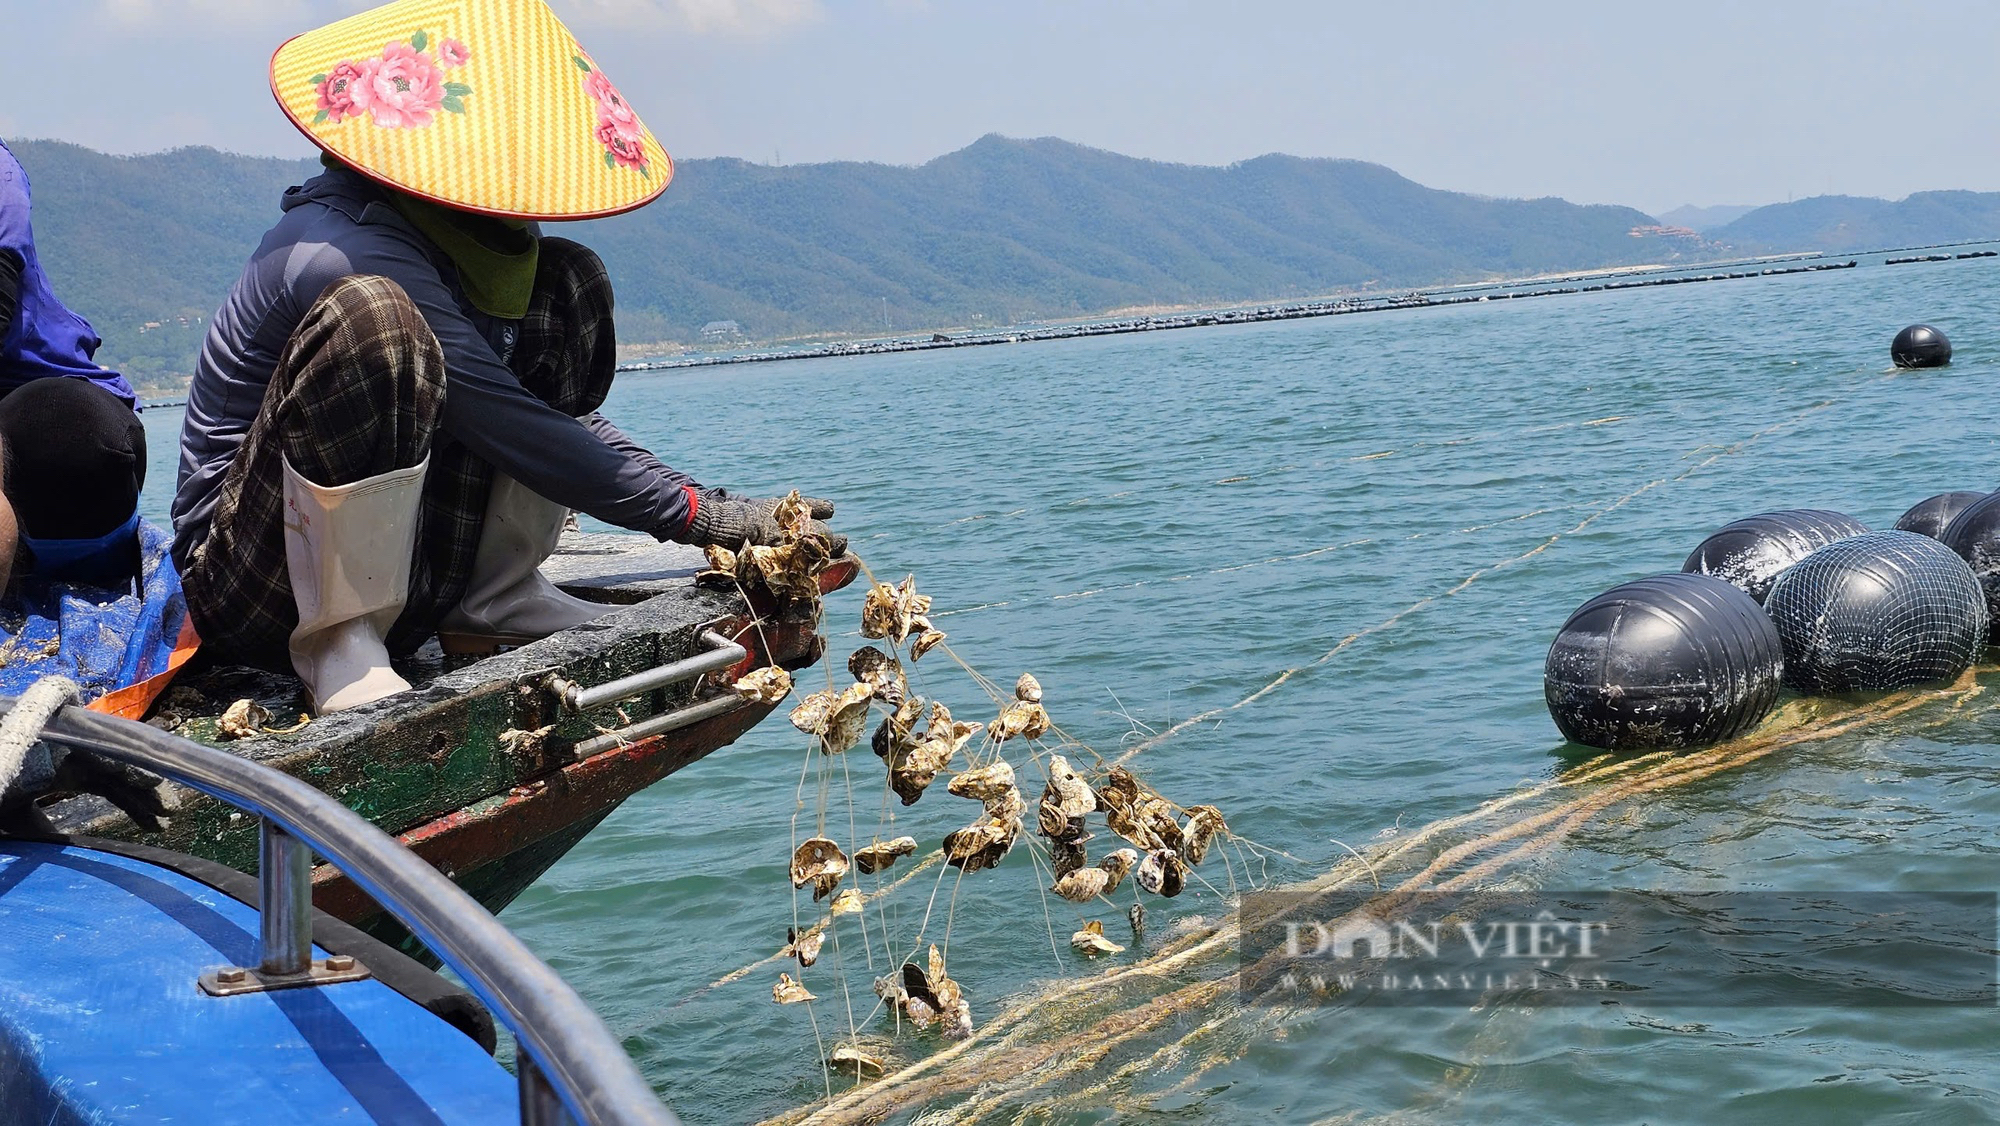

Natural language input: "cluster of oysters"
[730,561,1231,1070]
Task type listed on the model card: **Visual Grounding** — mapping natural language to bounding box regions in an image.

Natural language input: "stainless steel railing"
[24,701,680,1126]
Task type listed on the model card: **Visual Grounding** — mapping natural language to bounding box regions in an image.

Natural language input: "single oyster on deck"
[215,699,272,741]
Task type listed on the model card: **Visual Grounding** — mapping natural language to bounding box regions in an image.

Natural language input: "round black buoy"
[1765,530,1986,694]
[1891,324,1952,368]
[1938,491,2000,622]
[1544,573,1784,751]
[1682,509,1870,603]
[1893,491,1989,540]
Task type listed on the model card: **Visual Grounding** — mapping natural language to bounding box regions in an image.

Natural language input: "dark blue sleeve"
[580,411,700,491]
[300,231,693,538]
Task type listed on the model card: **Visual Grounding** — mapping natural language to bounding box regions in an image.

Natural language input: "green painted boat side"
[43,534,845,940]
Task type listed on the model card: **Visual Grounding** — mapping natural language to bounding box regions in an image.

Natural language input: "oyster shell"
[787,920,826,968]
[900,945,969,1037]
[730,665,793,704]
[826,1044,885,1079]
[861,576,933,643]
[216,699,271,741]
[1050,834,1089,879]
[745,541,824,602]
[943,813,1021,872]
[988,699,1051,743]
[910,628,948,661]
[1071,919,1126,956]
[853,836,918,875]
[923,701,983,752]
[947,761,1018,803]
[888,736,953,805]
[1038,754,1095,840]
[1136,848,1187,897]
[830,888,864,916]
[1182,805,1228,866]
[1014,673,1043,703]
[789,689,838,735]
[860,582,899,640]
[773,973,816,1004]
[1052,848,1139,902]
[847,646,907,705]
[790,838,850,901]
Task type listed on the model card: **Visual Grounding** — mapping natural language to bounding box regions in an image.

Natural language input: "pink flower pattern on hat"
[576,53,649,178]
[309,29,472,130]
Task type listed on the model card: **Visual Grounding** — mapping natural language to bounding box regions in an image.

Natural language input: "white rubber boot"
[435,473,612,655]
[282,455,427,714]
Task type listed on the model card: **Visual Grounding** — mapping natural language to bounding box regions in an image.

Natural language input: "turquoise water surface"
[141,248,2000,1124]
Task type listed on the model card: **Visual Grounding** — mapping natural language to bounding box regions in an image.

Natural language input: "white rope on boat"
[0,676,81,798]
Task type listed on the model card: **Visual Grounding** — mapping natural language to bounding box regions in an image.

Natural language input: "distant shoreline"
[615,255,1863,376]
[139,239,2000,409]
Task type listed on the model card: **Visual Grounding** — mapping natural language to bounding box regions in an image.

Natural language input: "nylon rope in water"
[748,385,1878,1121]
[768,672,1985,1125]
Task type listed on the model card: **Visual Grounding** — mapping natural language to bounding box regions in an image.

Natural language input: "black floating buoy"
[1893,491,1989,540]
[1681,509,1870,603]
[1938,491,2000,621]
[1892,324,1952,368]
[1545,573,1783,751]
[1765,530,1986,694]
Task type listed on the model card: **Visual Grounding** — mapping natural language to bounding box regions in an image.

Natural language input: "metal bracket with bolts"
[199,953,372,997]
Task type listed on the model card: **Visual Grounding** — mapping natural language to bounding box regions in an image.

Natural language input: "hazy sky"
[4,0,1998,216]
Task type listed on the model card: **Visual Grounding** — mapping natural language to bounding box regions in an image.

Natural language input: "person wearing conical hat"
[170,0,843,715]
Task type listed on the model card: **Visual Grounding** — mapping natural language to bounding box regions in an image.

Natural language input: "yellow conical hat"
[270,0,671,220]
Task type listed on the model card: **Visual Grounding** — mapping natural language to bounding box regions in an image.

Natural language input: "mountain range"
[9,135,2000,386]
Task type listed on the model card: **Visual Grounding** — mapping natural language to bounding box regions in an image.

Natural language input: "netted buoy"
[1764,530,1986,695]
[1939,491,2000,622]
[1891,324,1952,369]
[1893,491,1988,540]
[1545,573,1783,751]
[1681,509,1870,603]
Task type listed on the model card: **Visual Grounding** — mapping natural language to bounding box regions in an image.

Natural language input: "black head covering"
[0,376,145,540]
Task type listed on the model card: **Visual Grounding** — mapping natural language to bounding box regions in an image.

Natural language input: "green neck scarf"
[387,191,540,320]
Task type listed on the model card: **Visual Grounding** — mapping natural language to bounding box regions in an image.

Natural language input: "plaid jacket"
[170,165,692,569]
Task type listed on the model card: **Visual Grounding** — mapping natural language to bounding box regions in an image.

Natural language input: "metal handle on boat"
[546,628,746,713]
[26,701,681,1126]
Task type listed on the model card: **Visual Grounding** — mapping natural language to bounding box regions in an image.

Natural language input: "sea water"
[139,247,2000,1123]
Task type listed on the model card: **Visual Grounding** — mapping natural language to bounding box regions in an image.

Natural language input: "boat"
[1,696,681,1123]
[35,532,853,959]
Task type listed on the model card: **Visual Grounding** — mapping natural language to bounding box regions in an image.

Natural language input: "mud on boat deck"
[40,532,844,944]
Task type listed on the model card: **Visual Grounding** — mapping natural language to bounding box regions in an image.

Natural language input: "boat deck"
[39,532,843,941]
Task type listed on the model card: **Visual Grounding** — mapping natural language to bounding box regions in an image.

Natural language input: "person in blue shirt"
[0,139,148,592]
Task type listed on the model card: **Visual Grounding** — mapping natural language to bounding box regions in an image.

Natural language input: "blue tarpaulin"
[0,519,194,710]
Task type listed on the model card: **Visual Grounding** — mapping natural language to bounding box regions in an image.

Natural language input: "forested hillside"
[12,135,1720,384]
